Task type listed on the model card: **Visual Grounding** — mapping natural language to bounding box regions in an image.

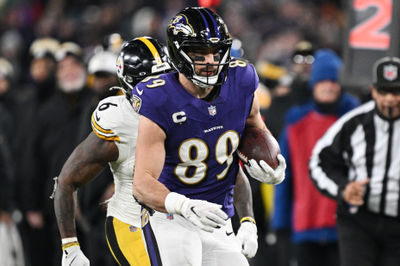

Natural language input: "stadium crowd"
[0,0,377,266]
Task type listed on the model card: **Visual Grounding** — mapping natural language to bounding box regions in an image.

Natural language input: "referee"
[309,56,400,266]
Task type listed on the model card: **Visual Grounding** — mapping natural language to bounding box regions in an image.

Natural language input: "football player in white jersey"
[54,37,172,266]
[53,36,258,266]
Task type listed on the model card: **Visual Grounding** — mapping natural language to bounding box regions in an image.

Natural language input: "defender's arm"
[54,132,118,238]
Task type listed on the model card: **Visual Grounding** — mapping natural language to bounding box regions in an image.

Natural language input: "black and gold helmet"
[166,7,232,88]
[116,37,171,92]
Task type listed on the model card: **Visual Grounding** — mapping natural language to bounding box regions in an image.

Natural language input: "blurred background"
[0,0,398,265]
[0,0,346,91]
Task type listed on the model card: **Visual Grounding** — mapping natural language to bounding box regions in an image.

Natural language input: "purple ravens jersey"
[132,59,258,217]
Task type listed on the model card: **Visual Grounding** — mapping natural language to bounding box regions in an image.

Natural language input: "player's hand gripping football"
[244,154,286,185]
[165,192,228,232]
[62,245,90,266]
[236,220,258,258]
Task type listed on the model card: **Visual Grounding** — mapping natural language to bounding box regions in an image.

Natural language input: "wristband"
[240,216,256,225]
[62,241,80,251]
[62,237,78,245]
[164,192,187,214]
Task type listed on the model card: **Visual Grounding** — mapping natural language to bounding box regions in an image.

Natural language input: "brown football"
[237,127,280,169]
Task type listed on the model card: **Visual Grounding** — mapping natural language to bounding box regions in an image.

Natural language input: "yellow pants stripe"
[105,216,151,266]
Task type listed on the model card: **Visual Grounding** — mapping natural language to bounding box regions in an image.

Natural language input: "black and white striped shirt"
[309,100,400,218]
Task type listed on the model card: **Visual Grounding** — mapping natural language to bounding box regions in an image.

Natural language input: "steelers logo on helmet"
[116,37,172,96]
[166,7,233,89]
[116,55,124,79]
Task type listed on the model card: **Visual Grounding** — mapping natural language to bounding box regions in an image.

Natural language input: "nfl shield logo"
[129,225,138,232]
[383,64,398,81]
[208,105,217,116]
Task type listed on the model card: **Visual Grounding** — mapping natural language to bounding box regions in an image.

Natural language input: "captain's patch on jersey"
[132,95,142,113]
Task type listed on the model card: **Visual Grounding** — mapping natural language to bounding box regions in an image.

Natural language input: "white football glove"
[165,192,228,232]
[244,154,286,185]
[236,221,258,258]
[62,245,90,266]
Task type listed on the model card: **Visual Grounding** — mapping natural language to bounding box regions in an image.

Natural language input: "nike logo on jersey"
[226,231,234,236]
[136,87,143,95]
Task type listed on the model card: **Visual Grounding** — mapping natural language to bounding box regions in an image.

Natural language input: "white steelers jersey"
[91,94,142,227]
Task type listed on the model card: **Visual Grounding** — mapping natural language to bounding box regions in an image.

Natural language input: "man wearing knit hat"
[272,49,360,266]
[309,49,347,112]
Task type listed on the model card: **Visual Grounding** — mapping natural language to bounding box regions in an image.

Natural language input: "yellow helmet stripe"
[138,37,162,65]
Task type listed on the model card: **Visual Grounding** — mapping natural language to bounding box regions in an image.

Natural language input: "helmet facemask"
[118,70,145,92]
[176,41,231,88]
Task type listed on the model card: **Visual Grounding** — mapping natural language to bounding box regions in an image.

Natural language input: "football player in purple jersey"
[131,7,286,265]
[54,36,258,266]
